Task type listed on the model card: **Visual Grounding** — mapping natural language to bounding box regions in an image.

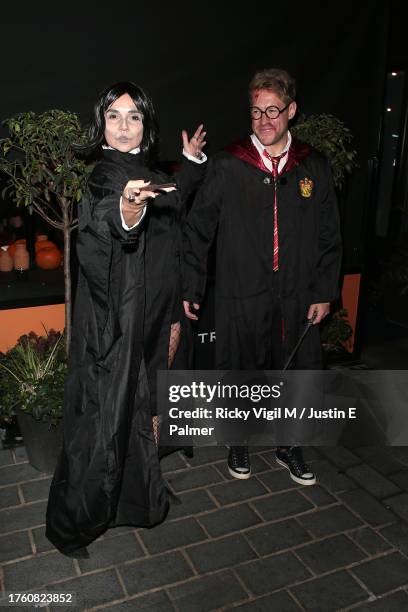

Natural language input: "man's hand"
[307,303,330,324]
[182,124,207,160]
[183,300,200,320]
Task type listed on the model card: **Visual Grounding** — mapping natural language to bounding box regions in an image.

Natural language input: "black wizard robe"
[46,149,203,556]
[183,137,342,370]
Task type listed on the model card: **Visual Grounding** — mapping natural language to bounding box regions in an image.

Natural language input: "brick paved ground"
[1,444,408,611]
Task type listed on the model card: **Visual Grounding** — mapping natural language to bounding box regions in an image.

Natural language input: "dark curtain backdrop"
[2,1,388,272]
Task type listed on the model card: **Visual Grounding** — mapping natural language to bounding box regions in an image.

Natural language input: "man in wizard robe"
[183,68,342,484]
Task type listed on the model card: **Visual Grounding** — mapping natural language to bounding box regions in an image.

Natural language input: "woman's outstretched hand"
[122,180,157,226]
[182,124,207,160]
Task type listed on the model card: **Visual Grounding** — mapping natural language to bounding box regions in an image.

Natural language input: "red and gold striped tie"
[263,151,282,271]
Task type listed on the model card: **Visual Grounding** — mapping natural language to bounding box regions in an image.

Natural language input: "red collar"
[224,137,312,174]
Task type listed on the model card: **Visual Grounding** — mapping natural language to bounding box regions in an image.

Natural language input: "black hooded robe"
[46,149,203,556]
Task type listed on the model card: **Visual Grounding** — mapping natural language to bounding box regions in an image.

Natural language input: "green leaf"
[292,113,358,190]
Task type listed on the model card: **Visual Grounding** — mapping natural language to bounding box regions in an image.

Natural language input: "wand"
[282,311,317,372]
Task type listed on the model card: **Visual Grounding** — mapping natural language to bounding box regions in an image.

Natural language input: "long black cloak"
[46,150,203,556]
[183,138,342,369]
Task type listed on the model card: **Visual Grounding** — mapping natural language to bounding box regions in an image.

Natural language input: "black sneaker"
[275,447,316,485]
[228,446,251,479]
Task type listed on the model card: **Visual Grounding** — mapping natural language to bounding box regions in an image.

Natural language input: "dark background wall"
[2,1,389,272]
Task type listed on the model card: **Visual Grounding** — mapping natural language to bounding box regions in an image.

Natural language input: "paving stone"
[120,551,193,594]
[48,568,124,610]
[167,489,217,520]
[350,589,408,611]
[298,504,363,537]
[186,533,257,573]
[350,527,393,554]
[0,462,44,486]
[353,448,403,476]
[245,519,311,556]
[380,521,408,555]
[3,552,75,591]
[389,470,408,492]
[0,500,47,534]
[0,531,32,562]
[185,445,229,466]
[339,488,398,526]
[257,469,299,492]
[256,450,285,468]
[290,570,368,611]
[101,590,175,611]
[232,590,302,611]
[101,525,136,539]
[198,503,262,537]
[236,552,310,595]
[0,598,38,612]
[160,450,188,473]
[352,552,408,595]
[13,446,29,463]
[216,454,271,480]
[252,490,314,521]
[300,485,337,507]
[168,570,247,611]
[139,516,207,554]
[318,446,361,469]
[209,477,268,506]
[32,525,54,553]
[21,477,52,502]
[168,465,223,492]
[309,459,358,493]
[383,492,408,522]
[346,464,401,499]
[78,532,144,572]
[388,446,408,467]
[296,534,366,573]
[0,485,20,509]
[0,449,14,467]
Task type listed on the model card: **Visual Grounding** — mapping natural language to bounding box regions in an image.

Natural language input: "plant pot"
[16,408,62,473]
[0,246,13,272]
[13,243,30,271]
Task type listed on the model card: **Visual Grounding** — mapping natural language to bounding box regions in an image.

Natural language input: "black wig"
[79,81,159,166]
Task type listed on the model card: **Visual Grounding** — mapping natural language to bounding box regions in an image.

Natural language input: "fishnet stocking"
[152,321,181,446]
[168,321,181,368]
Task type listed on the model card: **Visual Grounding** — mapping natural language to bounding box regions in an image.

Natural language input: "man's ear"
[288,101,297,120]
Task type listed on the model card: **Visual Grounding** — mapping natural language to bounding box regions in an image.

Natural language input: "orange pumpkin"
[36,246,62,269]
[35,239,57,252]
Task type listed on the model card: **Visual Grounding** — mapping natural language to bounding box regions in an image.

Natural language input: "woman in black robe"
[46,82,206,557]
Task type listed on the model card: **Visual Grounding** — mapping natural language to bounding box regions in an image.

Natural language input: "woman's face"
[104,93,144,152]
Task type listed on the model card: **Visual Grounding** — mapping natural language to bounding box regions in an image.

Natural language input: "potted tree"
[320,308,353,354]
[0,329,66,471]
[0,110,93,352]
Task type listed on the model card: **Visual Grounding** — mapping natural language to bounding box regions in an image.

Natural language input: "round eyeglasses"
[250,102,291,120]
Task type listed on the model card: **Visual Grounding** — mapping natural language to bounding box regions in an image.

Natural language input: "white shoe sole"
[228,465,251,480]
[275,456,317,486]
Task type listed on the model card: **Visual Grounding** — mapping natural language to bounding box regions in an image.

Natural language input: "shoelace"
[232,448,250,468]
[286,450,310,475]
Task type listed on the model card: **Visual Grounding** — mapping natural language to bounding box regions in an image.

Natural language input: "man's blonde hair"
[249,68,296,104]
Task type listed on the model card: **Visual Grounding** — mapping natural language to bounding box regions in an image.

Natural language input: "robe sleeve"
[79,165,146,246]
[176,156,207,205]
[311,159,343,303]
[182,158,221,303]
